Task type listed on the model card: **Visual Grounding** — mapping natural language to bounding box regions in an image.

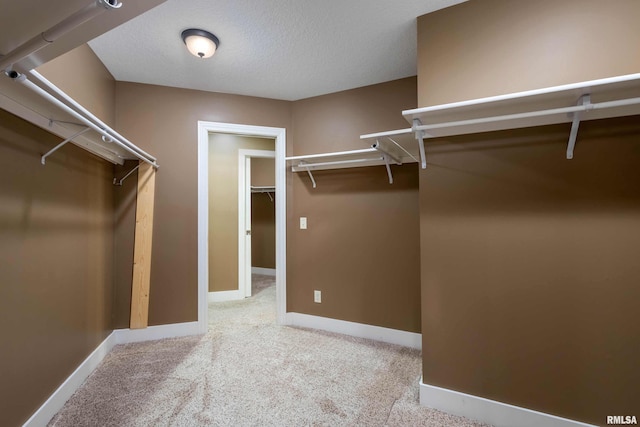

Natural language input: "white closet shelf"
[0,69,158,169]
[289,74,640,186]
[286,138,419,188]
[404,73,640,137]
[397,73,640,168]
[251,185,275,193]
[287,148,388,172]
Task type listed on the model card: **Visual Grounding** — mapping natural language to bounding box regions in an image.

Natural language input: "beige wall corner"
[289,77,421,333]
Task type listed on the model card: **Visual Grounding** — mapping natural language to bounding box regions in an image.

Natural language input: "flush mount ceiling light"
[181,28,220,59]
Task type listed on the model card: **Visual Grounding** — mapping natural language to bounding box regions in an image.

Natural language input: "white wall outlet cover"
[300,217,307,229]
[314,290,321,303]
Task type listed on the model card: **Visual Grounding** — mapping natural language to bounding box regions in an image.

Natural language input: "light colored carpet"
[49,275,491,427]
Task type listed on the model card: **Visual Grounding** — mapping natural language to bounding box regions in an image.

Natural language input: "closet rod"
[286,148,376,161]
[9,72,158,168]
[0,0,122,72]
[403,73,640,116]
[413,96,640,133]
[360,128,412,140]
[295,157,386,169]
[29,70,157,163]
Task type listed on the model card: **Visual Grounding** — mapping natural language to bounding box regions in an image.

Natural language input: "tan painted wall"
[114,77,420,332]
[251,157,275,186]
[208,134,274,292]
[417,1,640,423]
[0,109,114,426]
[417,0,640,106]
[114,82,292,324]
[37,44,136,328]
[419,118,640,424]
[112,160,138,328]
[0,43,119,425]
[289,77,421,332]
[251,158,276,269]
[37,44,116,127]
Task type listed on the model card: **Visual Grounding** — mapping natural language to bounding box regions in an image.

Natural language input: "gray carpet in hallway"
[49,275,490,426]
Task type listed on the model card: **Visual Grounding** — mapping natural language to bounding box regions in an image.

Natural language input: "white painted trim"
[419,380,597,427]
[114,321,203,345]
[198,121,287,328]
[197,123,210,334]
[286,312,421,350]
[238,149,276,299]
[252,267,276,276]
[208,290,243,303]
[22,332,117,427]
[240,155,252,298]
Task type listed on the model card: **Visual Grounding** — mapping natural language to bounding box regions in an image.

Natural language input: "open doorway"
[207,135,274,301]
[238,149,276,299]
[197,121,287,332]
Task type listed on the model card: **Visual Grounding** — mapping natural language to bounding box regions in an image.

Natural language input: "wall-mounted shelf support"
[113,163,140,186]
[413,119,428,169]
[372,137,410,184]
[566,94,591,160]
[303,163,317,188]
[41,126,91,165]
[383,154,393,184]
[287,138,415,188]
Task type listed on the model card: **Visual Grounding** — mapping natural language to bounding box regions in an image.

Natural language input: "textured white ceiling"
[89,0,466,101]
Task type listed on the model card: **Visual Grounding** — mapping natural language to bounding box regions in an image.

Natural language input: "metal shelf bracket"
[301,162,317,188]
[413,119,427,169]
[383,154,393,184]
[113,163,140,186]
[41,126,91,165]
[566,94,591,160]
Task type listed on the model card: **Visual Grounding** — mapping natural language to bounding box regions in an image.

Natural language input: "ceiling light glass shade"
[181,29,220,58]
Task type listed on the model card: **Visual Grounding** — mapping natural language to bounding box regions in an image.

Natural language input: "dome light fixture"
[181,29,220,59]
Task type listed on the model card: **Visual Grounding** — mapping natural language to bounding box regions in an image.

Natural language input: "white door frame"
[197,121,287,332]
[238,149,276,299]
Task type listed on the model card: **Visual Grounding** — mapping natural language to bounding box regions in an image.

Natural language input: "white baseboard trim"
[22,332,117,427]
[252,267,276,276]
[286,312,421,350]
[208,290,243,303]
[24,321,205,426]
[114,321,204,344]
[419,380,597,427]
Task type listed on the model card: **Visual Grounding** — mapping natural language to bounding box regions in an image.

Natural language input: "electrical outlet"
[300,217,307,229]
[314,290,321,303]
